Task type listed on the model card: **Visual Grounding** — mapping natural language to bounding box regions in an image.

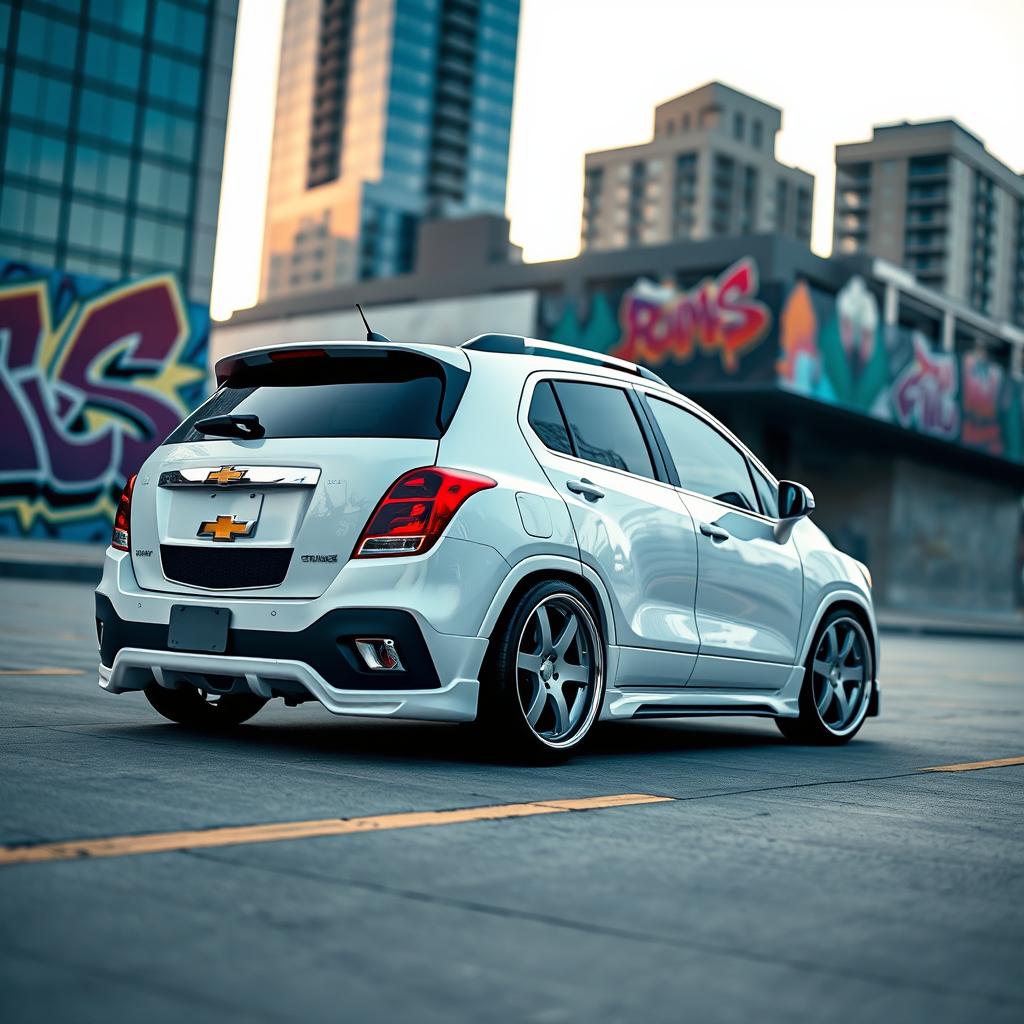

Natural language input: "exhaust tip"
[354,638,405,672]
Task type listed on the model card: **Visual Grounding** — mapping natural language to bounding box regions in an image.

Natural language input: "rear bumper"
[94,550,488,722]
[96,593,448,692]
[99,650,480,722]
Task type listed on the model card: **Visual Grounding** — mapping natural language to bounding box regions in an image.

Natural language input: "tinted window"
[167,353,461,443]
[553,382,655,478]
[528,381,572,455]
[648,398,757,512]
[751,466,778,517]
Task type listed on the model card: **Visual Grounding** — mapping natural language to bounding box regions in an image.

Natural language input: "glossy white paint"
[519,372,701,659]
[97,337,878,732]
[680,490,804,678]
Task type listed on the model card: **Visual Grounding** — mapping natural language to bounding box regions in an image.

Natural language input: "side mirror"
[774,480,815,543]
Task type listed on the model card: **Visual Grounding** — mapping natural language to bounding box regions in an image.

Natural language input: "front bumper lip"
[101,648,480,721]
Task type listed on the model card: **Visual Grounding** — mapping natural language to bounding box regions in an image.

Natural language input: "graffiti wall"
[0,262,208,541]
[537,258,779,385]
[536,257,1023,466]
[777,275,1024,465]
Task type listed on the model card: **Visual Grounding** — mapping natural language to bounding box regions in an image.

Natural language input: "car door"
[640,393,803,687]
[523,375,700,684]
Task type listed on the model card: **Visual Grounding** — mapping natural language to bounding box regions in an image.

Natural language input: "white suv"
[95,335,879,760]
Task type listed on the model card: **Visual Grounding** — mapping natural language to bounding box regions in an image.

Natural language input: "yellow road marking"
[0,793,672,867]
[920,755,1024,773]
[0,667,83,676]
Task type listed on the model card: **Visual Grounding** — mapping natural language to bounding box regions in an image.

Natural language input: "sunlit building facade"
[581,82,814,254]
[260,0,519,300]
[0,0,237,304]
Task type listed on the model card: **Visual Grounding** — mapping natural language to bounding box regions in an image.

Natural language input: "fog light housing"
[354,638,405,671]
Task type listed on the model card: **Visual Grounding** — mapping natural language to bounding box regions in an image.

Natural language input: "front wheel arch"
[818,599,878,680]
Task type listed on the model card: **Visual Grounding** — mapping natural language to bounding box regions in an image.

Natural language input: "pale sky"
[209,0,1024,322]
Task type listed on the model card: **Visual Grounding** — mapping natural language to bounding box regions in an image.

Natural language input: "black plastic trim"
[95,594,442,691]
[633,704,779,718]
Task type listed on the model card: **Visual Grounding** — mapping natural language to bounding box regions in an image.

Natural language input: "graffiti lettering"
[614,258,771,372]
[0,266,206,539]
[892,334,959,440]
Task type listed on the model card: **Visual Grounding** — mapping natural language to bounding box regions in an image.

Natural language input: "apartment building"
[581,82,814,253]
[834,119,1024,326]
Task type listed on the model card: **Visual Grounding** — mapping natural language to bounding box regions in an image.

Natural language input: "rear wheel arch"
[476,575,607,761]
[480,568,609,677]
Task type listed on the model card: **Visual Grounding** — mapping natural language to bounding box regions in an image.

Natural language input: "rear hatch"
[130,344,469,598]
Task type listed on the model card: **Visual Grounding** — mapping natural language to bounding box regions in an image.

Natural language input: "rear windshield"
[166,351,467,443]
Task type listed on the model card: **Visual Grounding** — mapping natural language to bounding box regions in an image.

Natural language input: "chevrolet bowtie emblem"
[205,466,247,485]
[197,515,256,542]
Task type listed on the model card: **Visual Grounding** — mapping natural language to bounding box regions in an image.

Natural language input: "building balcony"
[437,77,472,102]
[443,32,476,57]
[432,125,469,151]
[906,168,948,183]
[904,240,947,255]
[836,167,872,186]
[906,194,948,208]
[435,103,471,126]
[443,10,478,34]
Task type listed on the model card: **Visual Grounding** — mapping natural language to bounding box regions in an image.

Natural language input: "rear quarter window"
[166,352,465,443]
[552,381,655,479]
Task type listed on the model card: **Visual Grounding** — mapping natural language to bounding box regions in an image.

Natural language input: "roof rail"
[462,334,669,387]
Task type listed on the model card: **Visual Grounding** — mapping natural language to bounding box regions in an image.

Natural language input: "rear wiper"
[194,413,265,440]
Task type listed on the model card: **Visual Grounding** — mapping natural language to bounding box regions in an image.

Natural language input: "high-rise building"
[260,0,520,301]
[0,0,237,305]
[581,82,814,254]
[833,120,1024,326]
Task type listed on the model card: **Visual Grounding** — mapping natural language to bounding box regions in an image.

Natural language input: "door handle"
[699,522,730,542]
[567,478,605,502]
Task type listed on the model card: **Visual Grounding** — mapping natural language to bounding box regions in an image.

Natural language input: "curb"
[877,621,1024,643]
[0,560,102,585]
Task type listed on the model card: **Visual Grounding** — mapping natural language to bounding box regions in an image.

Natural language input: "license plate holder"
[168,605,230,653]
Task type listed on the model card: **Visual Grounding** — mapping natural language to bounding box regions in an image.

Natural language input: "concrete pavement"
[0,577,1022,1023]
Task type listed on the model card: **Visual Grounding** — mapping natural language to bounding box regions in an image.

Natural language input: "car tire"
[479,579,606,763]
[145,683,266,728]
[776,608,874,745]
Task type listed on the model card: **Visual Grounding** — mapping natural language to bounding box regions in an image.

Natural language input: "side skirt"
[601,664,805,721]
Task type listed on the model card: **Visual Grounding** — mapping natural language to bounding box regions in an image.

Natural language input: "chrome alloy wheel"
[810,616,872,736]
[514,594,603,748]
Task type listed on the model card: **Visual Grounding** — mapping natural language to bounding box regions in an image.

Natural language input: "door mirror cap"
[774,481,815,543]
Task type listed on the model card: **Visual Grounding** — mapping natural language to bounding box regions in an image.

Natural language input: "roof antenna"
[356,303,391,343]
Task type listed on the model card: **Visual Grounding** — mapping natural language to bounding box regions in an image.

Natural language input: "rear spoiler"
[214,341,468,387]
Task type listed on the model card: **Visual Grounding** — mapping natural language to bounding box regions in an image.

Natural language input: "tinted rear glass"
[528,381,573,456]
[552,381,655,479]
[166,353,462,443]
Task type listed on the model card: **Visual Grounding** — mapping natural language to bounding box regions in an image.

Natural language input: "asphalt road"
[1,578,1022,1024]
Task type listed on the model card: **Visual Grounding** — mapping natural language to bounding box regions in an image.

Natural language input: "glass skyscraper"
[261,0,519,300]
[0,0,237,305]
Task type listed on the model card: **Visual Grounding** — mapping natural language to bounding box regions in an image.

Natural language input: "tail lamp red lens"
[110,474,136,551]
[354,467,496,557]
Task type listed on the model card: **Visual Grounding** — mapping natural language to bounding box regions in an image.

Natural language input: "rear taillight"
[354,467,496,558]
[110,474,136,551]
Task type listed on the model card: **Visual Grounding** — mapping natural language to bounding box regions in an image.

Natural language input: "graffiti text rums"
[0,271,205,537]
[614,258,771,372]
